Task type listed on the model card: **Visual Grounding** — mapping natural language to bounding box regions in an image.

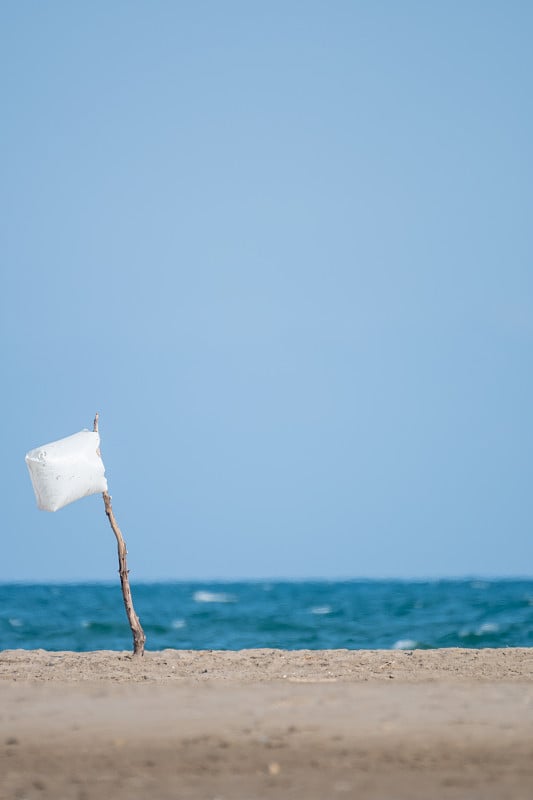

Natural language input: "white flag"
[25,430,108,512]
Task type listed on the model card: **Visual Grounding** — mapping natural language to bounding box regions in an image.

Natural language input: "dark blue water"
[1,580,532,651]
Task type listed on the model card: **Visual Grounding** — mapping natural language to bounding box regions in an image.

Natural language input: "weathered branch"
[102,491,146,656]
[94,413,146,656]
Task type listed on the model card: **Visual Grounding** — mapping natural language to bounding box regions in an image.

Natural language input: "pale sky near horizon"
[1,1,532,582]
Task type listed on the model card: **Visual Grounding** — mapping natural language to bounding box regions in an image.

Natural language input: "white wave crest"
[9,618,23,628]
[310,606,332,615]
[171,619,186,629]
[393,639,417,650]
[193,590,236,604]
[460,622,500,638]
[477,622,499,635]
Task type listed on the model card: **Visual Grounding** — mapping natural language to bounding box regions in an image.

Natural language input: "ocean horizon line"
[1,575,532,586]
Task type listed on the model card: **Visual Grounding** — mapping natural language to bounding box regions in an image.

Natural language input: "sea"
[1,579,532,652]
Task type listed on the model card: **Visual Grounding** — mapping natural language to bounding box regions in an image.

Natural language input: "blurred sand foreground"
[1,648,532,800]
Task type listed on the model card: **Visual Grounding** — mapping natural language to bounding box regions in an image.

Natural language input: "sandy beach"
[1,648,532,799]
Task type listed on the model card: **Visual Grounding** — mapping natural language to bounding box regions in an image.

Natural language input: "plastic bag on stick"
[25,430,108,512]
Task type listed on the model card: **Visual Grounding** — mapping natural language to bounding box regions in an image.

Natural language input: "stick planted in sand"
[94,413,146,657]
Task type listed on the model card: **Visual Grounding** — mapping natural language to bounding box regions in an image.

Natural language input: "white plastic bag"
[25,430,108,512]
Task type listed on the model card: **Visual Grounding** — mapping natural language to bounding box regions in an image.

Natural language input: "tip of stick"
[93,412,99,433]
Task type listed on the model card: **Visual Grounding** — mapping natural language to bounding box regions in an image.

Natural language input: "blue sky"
[2,1,532,581]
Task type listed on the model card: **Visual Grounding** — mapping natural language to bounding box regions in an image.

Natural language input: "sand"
[1,648,532,799]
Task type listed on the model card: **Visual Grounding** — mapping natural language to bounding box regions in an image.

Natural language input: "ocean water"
[1,580,532,652]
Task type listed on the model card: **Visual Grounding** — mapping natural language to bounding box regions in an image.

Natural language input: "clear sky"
[1,1,532,582]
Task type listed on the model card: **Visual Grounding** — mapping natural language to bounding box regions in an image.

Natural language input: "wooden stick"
[94,413,146,656]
